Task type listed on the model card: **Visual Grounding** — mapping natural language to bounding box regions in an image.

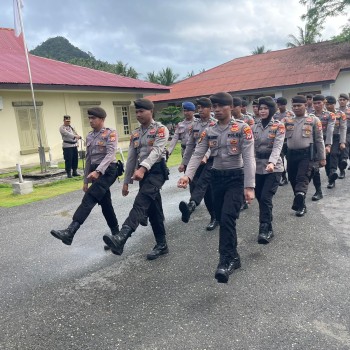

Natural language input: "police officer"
[178,97,218,230]
[337,93,350,172]
[232,96,255,127]
[253,97,285,244]
[311,94,335,198]
[103,98,170,260]
[252,99,260,123]
[178,92,255,284]
[51,107,119,245]
[241,99,253,118]
[325,95,347,183]
[59,115,81,178]
[274,97,295,186]
[306,94,315,114]
[284,95,326,217]
[167,101,196,157]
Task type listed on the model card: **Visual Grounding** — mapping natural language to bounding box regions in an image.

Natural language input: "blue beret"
[182,101,196,111]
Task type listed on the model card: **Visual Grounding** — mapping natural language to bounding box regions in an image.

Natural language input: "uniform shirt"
[332,110,347,143]
[313,110,336,145]
[273,109,294,122]
[84,128,117,184]
[124,120,169,184]
[338,106,350,133]
[252,118,285,174]
[167,118,196,154]
[59,125,78,148]
[182,117,216,166]
[306,106,315,114]
[283,113,326,160]
[237,114,255,127]
[185,119,256,188]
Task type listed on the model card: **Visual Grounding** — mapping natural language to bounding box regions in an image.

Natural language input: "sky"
[1,0,349,80]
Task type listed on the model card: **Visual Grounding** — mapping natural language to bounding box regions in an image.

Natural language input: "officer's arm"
[182,132,196,166]
[124,140,138,185]
[241,125,256,189]
[314,117,326,161]
[339,112,347,144]
[269,123,285,165]
[59,125,76,141]
[95,131,118,175]
[84,140,91,184]
[325,114,335,146]
[167,126,179,155]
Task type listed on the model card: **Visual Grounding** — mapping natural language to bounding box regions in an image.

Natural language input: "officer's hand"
[319,159,326,167]
[201,156,208,164]
[83,184,89,192]
[244,188,255,204]
[340,143,346,150]
[87,171,100,181]
[75,135,82,140]
[265,163,274,173]
[178,164,185,173]
[178,176,190,189]
[122,184,129,197]
[325,145,331,154]
[132,167,146,181]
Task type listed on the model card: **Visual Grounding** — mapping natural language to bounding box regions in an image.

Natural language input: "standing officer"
[178,92,255,284]
[337,93,350,171]
[325,95,347,183]
[284,96,326,217]
[306,94,315,114]
[51,107,119,245]
[252,99,260,123]
[103,98,170,260]
[178,97,217,230]
[241,99,253,118]
[59,115,81,178]
[167,101,196,157]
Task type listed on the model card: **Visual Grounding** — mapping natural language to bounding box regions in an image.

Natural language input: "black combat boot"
[338,170,346,179]
[50,221,80,245]
[103,225,133,255]
[215,255,240,283]
[103,226,119,251]
[339,159,348,172]
[72,169,79,177]
[179,200,196,223]
[327,171,338,188]
[296,206,307,217]
[292,192,305,211]
[146,241,169,260]
[258,223,274,244]
[311,188,323,201]
[206,214,219,231]
[66,170,72,178]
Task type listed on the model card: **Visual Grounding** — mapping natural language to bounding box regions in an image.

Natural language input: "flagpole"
[15,0,47,173]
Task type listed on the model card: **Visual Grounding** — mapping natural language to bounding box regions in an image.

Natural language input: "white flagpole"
[15,0,47,172]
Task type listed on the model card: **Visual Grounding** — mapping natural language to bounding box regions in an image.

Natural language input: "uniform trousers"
[211,168,244,261]
[280,142,288,179]
[73,163,118,229]
[189,157,215,217]
[347,132,350,160]
[255,172,281,225]
[287,149,313,194]
[63,146,78,172]
[326,135,348,175]
[124,162,166,244]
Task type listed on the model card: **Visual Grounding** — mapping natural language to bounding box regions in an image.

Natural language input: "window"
[115,105,131,137]
[14,106,48,154]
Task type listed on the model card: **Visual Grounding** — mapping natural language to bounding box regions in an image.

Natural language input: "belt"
[287,147,310,155]
[211,168,243,176]
[63,140,77,144]
[256,152,271,159]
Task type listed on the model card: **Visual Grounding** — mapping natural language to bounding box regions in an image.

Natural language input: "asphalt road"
[0,168,349,350]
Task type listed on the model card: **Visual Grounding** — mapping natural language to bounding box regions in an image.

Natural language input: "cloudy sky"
[1,0,348,80]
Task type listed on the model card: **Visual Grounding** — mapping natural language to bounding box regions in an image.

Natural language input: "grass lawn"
[0,144,182,208]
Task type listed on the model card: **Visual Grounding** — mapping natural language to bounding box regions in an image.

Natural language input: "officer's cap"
[241,99,248,107]
[210,92,233,106]
[87,107,106,118]
[291,95,307,104]
[63,115,71,120]
[325,96,336,104]
[232,96,242,107]
[312,94,325,102]
[339,93,349,100]
[252,99,259,106]
[196,97,212,108]
[134,98,154,110]
[276,97,288,106]
[182,101,196,111]
[306,94,313,99]
[258,96,276,108]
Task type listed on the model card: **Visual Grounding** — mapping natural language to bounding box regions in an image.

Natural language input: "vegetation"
[332,19,350,42]
[156,106,182,134]
[145,67,179,85]
[251,46,271,55]
[286,24,322,47]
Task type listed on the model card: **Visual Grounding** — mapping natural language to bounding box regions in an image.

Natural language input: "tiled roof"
[149,41,350,102]
[0,28,169,92]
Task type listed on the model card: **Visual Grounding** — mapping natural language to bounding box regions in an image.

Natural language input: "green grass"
[0,144,182,207]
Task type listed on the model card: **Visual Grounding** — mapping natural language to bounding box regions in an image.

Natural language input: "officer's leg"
[327,144,339,188]
[294,157,312,216]
[286,155,297,194]
[100,189,118,230]
[311,166,323,201]
[72,146,79,176]
[338,145,348,178]
[63,148,72,177]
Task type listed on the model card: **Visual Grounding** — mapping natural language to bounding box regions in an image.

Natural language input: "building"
[148,41,350,112]
[0,28,169,169]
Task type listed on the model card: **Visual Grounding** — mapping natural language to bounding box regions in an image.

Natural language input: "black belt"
[287,147,310,155]
[256,152,271,159]
[211,168,243,176]
[64,140,77,144]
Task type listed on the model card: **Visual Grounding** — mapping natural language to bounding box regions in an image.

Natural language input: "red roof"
[149,41,350,102]
[0,28,169,92]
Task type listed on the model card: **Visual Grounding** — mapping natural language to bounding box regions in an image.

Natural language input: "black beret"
[232,96,242,107]
[312,94,325,102]
[252,99,259,106]
[276,97,287,105]
[196,97,212,108]
[325,96,337,104]
[134,98,154,110]
[209,92,233,106]
[306,94,313,99]
[339,93,349,100]
[258,96,276,108]
[241,100,248,107]
[87,107,107,118]
[63,115,71,120]
[291,95,307,103]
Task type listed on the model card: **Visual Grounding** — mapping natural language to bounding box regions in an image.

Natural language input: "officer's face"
[136,108,153,126]
[253,105,259,116]
[277,104,286,112]
[64,119,71,126]
[212,103,232,121]
[183,110,194,120]
[307,98,313,106]
[325,103,335,112]
[197,105,211,119]
[259,105,269,119]
[231,105,241,117]
[88,116,104,130]
[241,106,247,114]
[292,103,306,117]
[313,100,324,112]
[338,98,348,107]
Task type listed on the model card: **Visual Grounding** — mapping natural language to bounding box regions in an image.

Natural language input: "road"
[0,169,349,350]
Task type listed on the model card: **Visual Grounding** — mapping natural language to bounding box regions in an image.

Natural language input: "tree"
[114,61,139,78]
[156,106,182,134]
[146,71,159,84]
[145,67,180,86]
[332,19,350,42]
[300,0,350,22]
[186,70,195,78]
[286,24,322,47]
[251,45,271,55]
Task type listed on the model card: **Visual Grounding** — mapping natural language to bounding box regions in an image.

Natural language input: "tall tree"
[146,71,159,84]
[300,0,350,22]
[286,24,322,47]
[332,19,350,42]
[157,67,179,86]
[251,45,271,55]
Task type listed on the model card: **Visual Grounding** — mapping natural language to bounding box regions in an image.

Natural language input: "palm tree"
[251,45,271,55]
[286,24,322,48]
[157,67,179,86]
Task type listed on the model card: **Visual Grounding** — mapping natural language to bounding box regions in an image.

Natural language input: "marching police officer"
[337,93,350,171]
[284,96,326,217]
[51,107,119,245]
[178,92,255,284]
[103,98,170,260]
[59,115,81,177]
